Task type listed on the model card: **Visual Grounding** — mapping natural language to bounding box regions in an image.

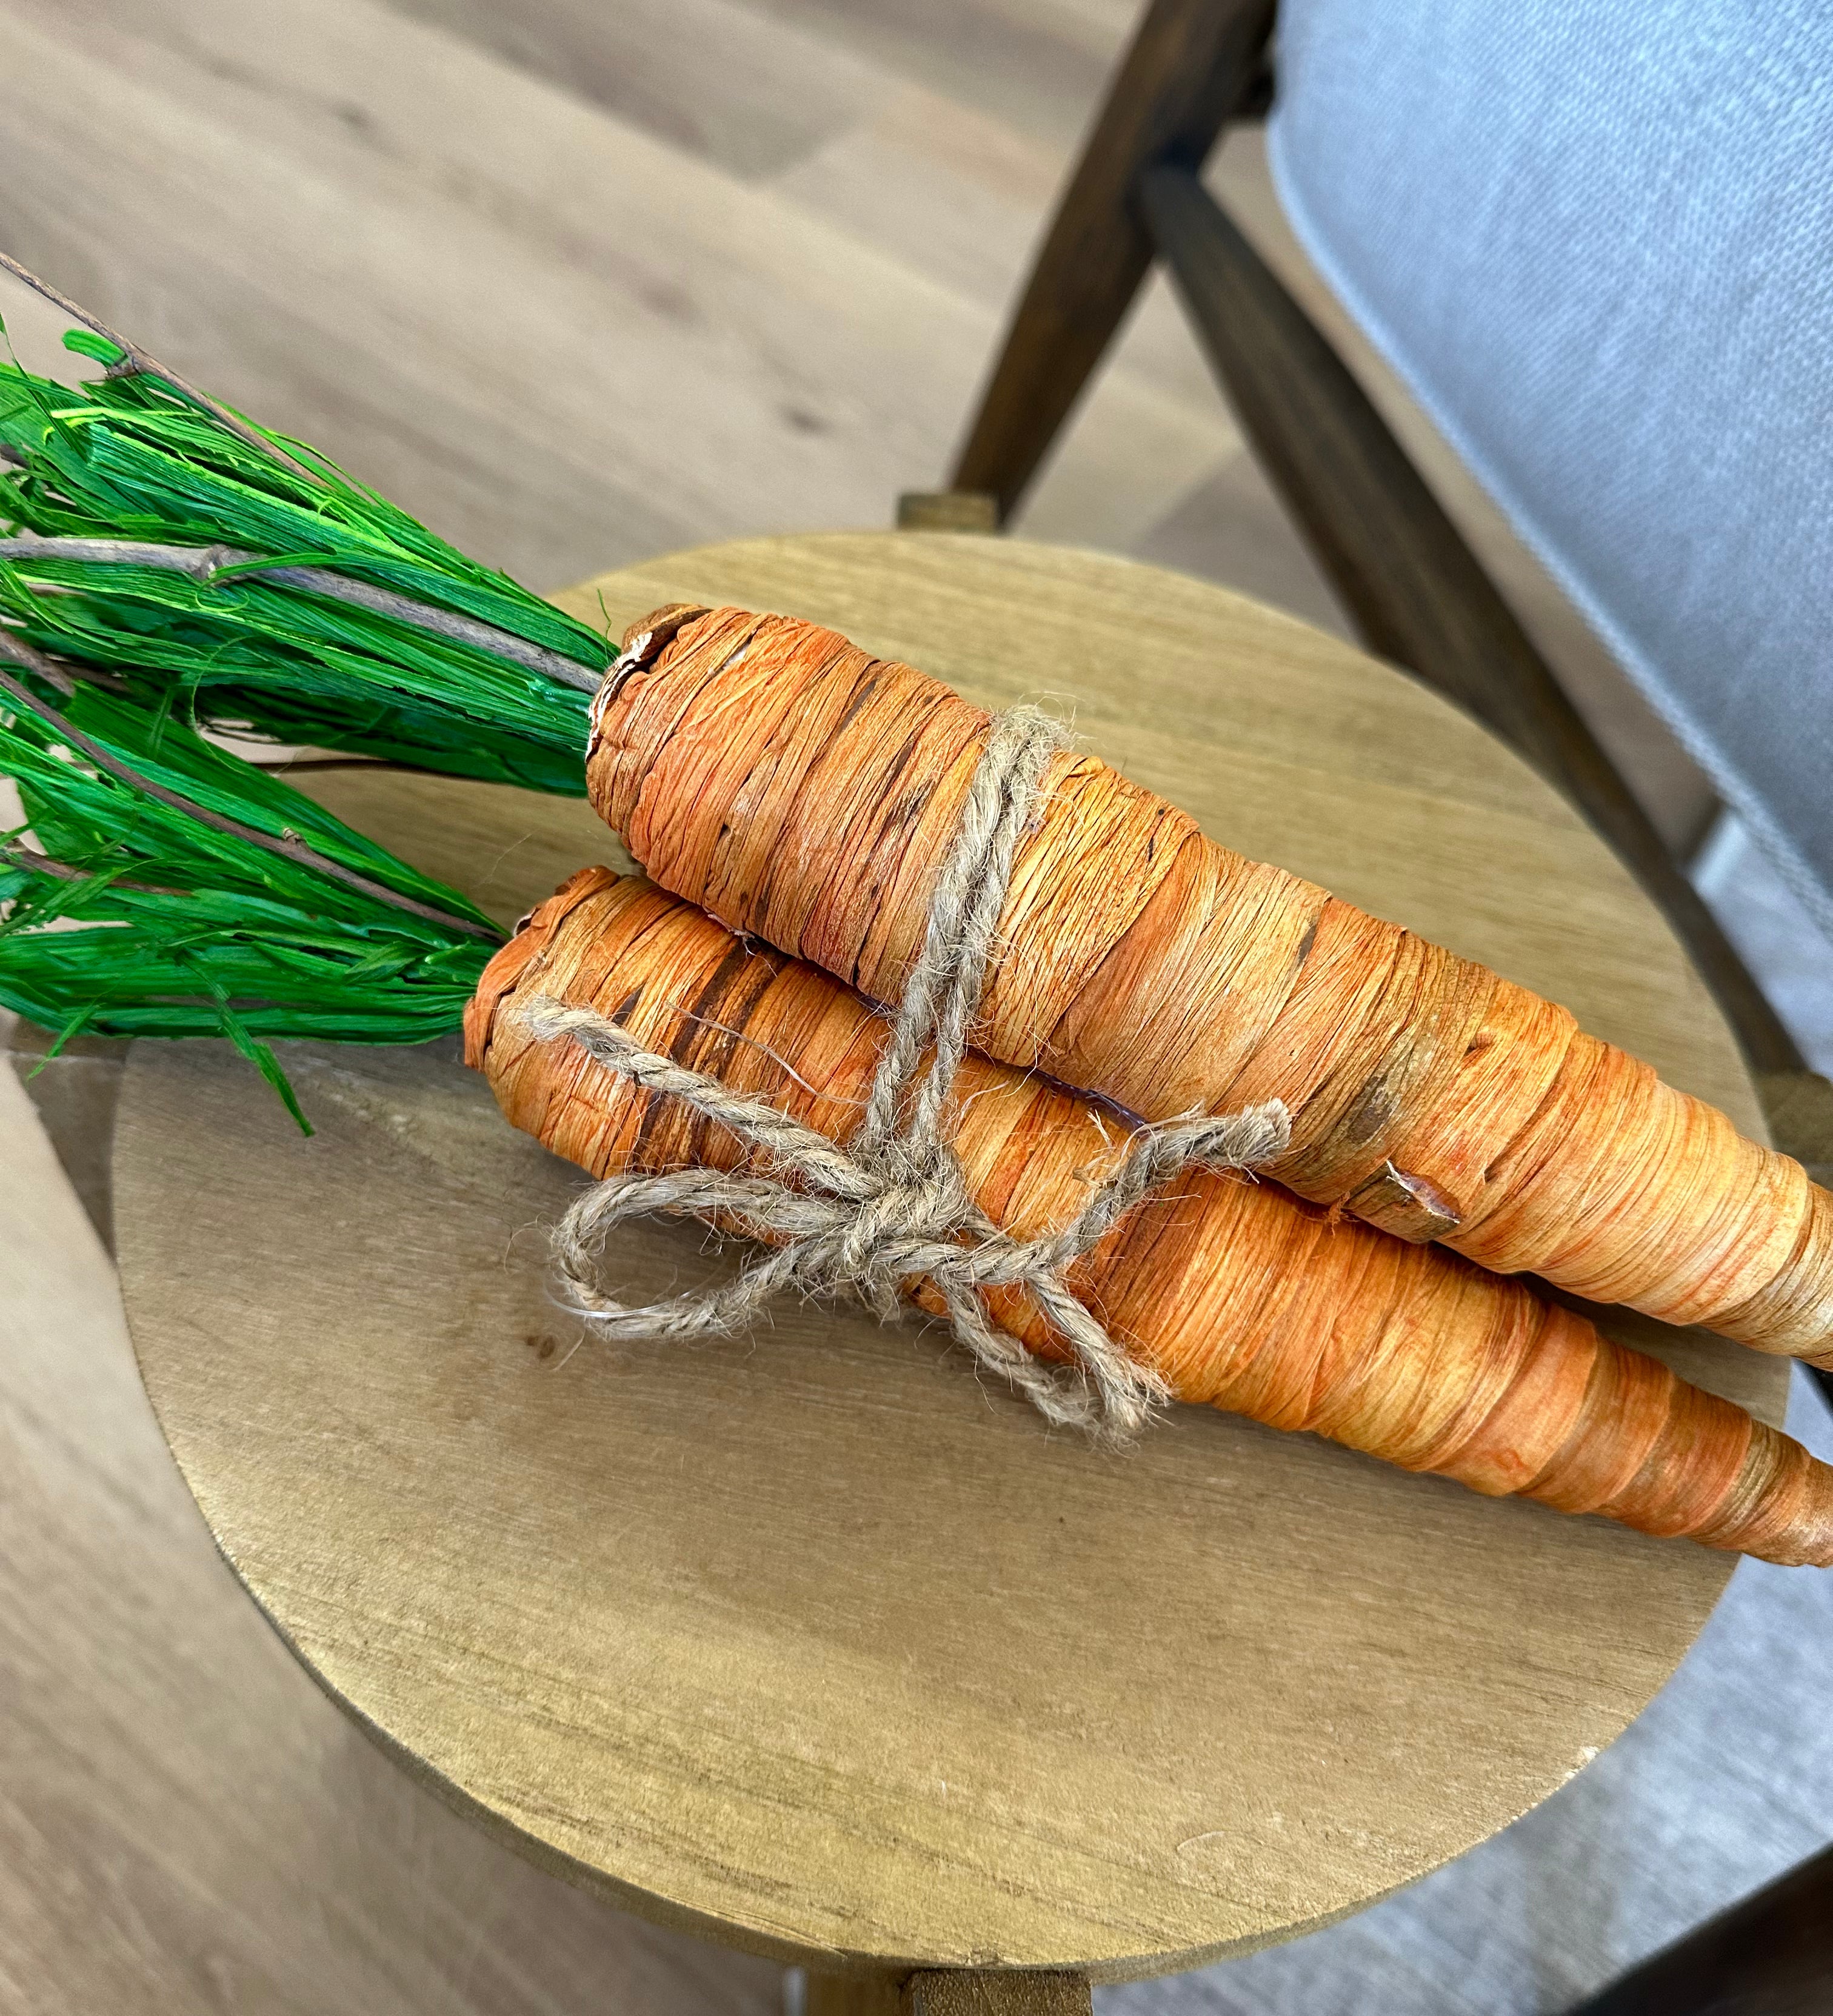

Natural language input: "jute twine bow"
[520,707,1290,1438]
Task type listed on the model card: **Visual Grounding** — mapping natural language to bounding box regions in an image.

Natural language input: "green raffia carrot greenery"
[0,662,497,1125]
[0,323,603,795]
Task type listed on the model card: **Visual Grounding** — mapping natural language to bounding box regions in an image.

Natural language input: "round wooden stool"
[113,535,1783,2002]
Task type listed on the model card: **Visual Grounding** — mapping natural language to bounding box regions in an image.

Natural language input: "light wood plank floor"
[0,4,1720,2011]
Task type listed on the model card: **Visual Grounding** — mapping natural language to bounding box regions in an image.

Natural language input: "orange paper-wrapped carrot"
[587,605,1833,1367]
[462,865,1833,1566]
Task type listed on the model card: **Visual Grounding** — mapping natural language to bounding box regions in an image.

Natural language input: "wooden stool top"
[113,534,1781,1980]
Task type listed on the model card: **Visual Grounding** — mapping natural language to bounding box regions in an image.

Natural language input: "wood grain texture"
[379,0,892,182]
[806,1972,907,2016]
[113,536,1784,1982]
[906,1971,1093,2016]
[0,0,1236,590]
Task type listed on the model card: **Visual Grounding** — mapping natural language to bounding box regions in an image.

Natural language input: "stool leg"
[802,1971,1092,2016]
[804,1972,904,2016]
[904,1972,1092,2016]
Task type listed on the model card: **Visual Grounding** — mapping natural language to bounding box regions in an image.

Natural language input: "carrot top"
[0,320,602,795]
[0,666,496,1127]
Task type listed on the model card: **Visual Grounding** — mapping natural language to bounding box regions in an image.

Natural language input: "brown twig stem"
[0,535,603,693]
[0,250,330,488]
[0,621,75,693]
[1,840,183,898]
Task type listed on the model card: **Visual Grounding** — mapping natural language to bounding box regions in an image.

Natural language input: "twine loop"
[522,707,1289,1438]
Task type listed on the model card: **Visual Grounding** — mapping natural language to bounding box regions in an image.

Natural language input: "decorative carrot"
[586,604,1833,1369]
[1,670,1826,1564]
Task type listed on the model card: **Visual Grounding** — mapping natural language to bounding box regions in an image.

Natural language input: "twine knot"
[524,707,1289,1438]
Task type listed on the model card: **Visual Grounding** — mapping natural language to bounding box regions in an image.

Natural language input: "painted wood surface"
[113,534,1783,1980]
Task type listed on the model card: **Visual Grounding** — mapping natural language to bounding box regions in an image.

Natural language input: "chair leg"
[947,0,1275,521]
[1137,164,1808,1081]
[1559,1843,1833,2014]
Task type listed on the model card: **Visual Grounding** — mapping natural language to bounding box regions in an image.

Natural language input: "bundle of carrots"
[2,263,1829,1565]
[589,606,1833,1364]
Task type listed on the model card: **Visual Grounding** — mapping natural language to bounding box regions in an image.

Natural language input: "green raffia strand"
[0,676,498,1130]
[0,327,606,795]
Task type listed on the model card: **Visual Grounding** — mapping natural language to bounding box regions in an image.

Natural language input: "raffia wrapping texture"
[585,606,1833,1367]
[508,705,1300,1439]
[464,867,1833,1566]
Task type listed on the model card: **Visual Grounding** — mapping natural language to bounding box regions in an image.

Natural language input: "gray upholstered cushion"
[1266,1,1833,938]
